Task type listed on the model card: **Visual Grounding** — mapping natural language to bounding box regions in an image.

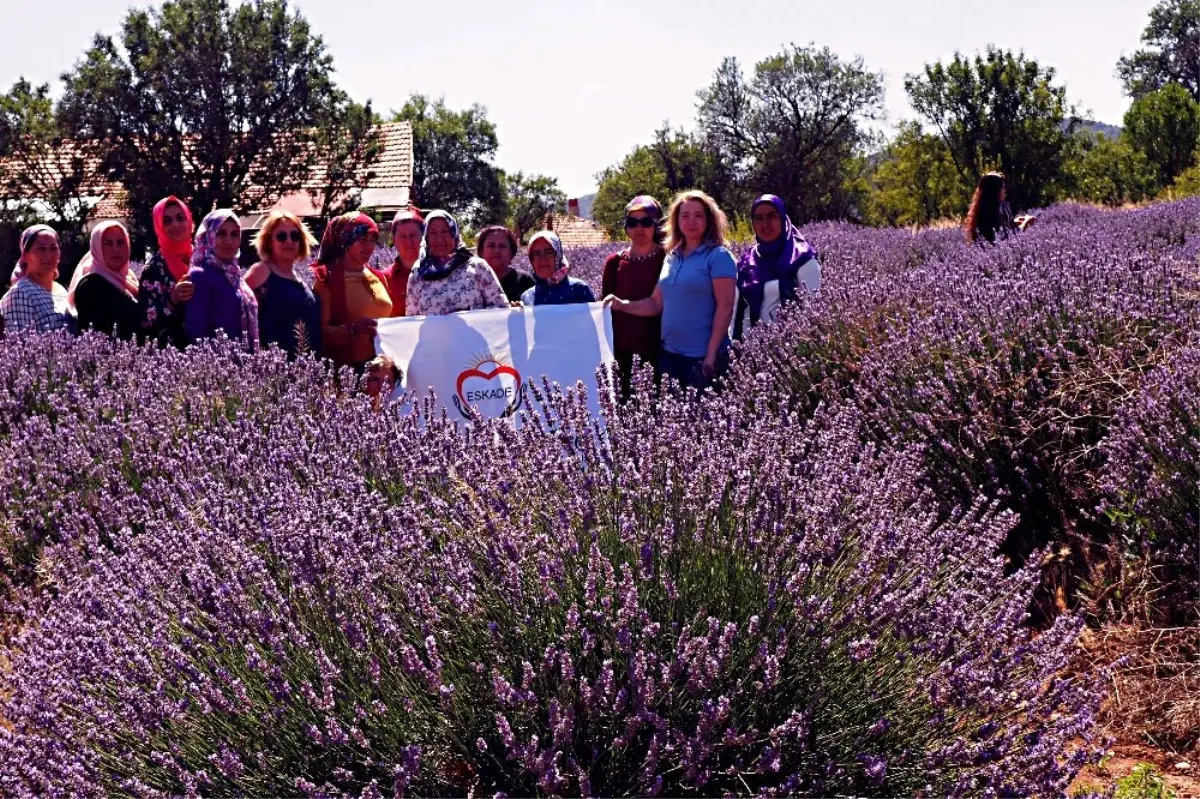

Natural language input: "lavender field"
[0,201,1197,796]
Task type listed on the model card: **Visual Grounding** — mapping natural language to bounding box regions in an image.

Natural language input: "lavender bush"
[0,333,1104,796]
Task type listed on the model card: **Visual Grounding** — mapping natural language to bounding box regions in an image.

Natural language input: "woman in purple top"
[184,209,259,349]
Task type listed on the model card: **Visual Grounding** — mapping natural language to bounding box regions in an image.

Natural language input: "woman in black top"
[477,225,533,304]
[69,221,141,340]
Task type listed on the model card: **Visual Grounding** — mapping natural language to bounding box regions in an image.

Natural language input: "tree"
[1065,133,1157,206]
[906,47,1078,210]
[57,0,346,238]
[391,95,503,228]
[501,171,565,242]
[862,122,970,227]
[592,126,727,236]
[308,99,382,219]
[1118,0,1200,102]
[696,44,885,223]
[1122,83,1200,188]
[0,79,96,270]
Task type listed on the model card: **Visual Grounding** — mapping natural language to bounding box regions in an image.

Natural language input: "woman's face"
[272,221,302,263]
[101,228,130,271]
[625,208,656,249]
[346,228,379,268]
[214,219,242,262]
[24,233,60,283]
[163,202,192,243]
[751,202,783,243]
[678,199,709,244]
[426,218,457,259]
[528,238,558,280]
[393,221,423,265]
[481,232,514,273]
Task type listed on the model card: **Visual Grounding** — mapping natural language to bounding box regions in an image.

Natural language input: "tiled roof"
[545,213,610,247]
[0,139,128,219]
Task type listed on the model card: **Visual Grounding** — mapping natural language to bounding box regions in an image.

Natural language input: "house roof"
[545,213,610,247]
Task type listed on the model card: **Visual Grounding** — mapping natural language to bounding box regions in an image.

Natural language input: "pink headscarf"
[68,222,139,308]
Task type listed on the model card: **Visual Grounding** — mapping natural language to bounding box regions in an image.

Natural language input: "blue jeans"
[658,348,729,392]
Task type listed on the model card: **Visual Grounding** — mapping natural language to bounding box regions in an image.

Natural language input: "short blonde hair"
[255,210,318,261]
[663,190,729,252]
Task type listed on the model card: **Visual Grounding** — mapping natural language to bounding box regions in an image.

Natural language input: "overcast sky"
[1,0,1155,197]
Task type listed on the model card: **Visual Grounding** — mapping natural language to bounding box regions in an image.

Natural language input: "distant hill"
[1079,120,1122,140]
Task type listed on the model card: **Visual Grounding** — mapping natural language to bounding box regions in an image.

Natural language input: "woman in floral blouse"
[138,196,195,347]
[405,210,507,316]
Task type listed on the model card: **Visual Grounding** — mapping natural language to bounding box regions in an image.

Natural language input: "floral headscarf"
[68,221,139,308]
[11,224,58,285]
[416,210,474,281]
[527,230,571,286]
[193,209,259,349]
[152,196,195,281]
[317,212,379,267]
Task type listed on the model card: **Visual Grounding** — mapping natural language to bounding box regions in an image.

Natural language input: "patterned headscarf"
[417,210,472,281]
[317,212,379,267]
[11,224,58,285]
[624,195,664,223]
[193,209,259,349]
[527,230,571,286]
[738,195,817,291]
[152,196,195,281]
[68,221,139,307]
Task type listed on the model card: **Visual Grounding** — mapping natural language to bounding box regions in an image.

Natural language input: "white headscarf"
[67,221,138,307]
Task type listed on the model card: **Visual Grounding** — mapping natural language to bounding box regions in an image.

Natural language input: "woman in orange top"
[378,208,423,317]
[312,212,392,369]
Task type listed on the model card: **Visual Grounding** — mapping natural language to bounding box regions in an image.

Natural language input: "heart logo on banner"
[453,358,523,420]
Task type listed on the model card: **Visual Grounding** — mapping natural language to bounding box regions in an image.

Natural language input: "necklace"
[625,246,663,264]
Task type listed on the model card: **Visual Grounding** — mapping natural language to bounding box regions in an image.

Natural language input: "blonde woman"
[246,210,321,357]
[604,190,736,391]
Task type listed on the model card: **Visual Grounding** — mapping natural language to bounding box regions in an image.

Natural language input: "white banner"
[375,303,615,422]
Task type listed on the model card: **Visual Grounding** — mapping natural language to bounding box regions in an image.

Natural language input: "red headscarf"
[314,212,379,326]
[152,196,195,281]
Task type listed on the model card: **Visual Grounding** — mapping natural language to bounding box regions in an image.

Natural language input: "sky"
[0,0,1156,198]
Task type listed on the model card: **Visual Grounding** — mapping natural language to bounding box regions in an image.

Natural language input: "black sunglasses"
[624,216,656,229]
[274,230,303,243]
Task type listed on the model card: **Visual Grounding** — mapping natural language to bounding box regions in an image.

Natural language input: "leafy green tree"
[592,126,726,236]
[57,0,348,239]
[308,99,382,218]
[1118,0,1200,102]
[862,122,969,227]
[1065,133,1157,206]
[500,171,565,242]
[697,44,885,223]
[0,79,95,269]
[391,94,503,228]
[1123,83,1200,188]
[905,46,1078,210]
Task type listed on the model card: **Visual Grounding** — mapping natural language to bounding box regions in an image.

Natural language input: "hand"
[701,352,718,379]
[509,300,523,308]
[170,279,194,306]
[602,294,627,311]
[350,318,378,338]
[1017,215,1037,231]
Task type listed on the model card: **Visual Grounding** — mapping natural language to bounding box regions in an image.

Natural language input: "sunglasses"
[624,216,656,229]
[274,230,304,243]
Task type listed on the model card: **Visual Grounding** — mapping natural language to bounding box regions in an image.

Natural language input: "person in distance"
[139,196,196,348]
[733,194,821,340]
[244,210,322,358]
[0,225,74,334]
[70,221,141,341]
[520,230,595,307]
[405,210,507,316]
[311,212,393,369]
[602,195,665,398]
[965,171,1036,244]
[184,209,259,350]
[605,189,737,392]
[477,224,533,305]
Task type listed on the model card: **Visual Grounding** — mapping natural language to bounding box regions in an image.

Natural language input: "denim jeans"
[658,348,729,392]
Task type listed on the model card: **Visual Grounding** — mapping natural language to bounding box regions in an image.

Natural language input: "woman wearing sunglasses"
[139,195,196,348]
[245,210,322,357]
[601,195,665,398]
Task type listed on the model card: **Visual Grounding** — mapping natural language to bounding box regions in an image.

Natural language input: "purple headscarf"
[737,195,817,294]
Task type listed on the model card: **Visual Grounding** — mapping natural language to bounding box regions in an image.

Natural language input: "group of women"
[0,188,823,395]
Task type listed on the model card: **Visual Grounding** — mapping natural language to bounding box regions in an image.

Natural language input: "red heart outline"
[456,363,522,408]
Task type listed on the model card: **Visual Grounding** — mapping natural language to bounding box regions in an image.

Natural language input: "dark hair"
[965,172,1006,244]
[476,225,518,255]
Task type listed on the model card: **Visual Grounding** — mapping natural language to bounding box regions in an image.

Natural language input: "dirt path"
[1072,744,1200,797]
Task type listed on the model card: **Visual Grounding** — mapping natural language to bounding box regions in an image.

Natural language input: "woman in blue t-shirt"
[604,190,736,391]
